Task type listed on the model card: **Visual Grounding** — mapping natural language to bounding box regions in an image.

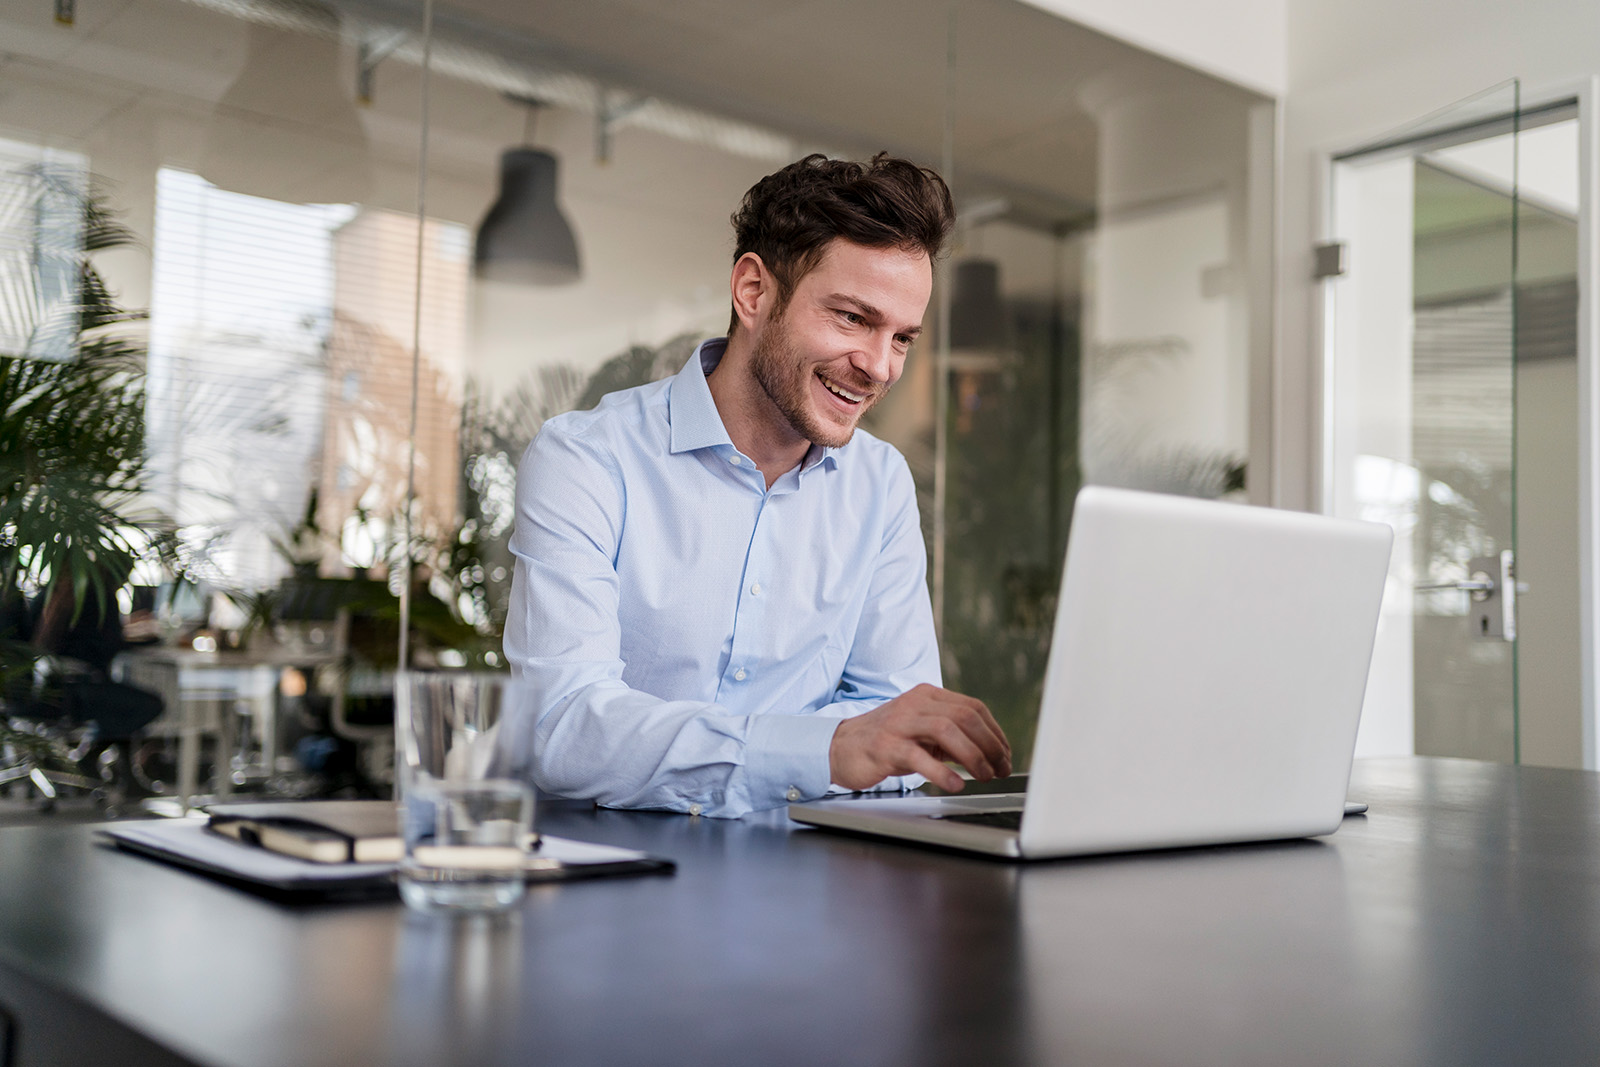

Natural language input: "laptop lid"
[1017,486,1392,857]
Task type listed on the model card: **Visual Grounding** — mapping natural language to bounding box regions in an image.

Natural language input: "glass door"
[1326,82,1524,761]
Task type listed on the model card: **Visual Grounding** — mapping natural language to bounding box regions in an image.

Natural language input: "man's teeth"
[820,376,864,403]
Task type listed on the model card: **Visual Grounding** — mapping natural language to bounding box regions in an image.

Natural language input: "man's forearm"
[505,679,841,817]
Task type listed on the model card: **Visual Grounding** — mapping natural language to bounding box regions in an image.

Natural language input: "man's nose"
[851,332,896,385]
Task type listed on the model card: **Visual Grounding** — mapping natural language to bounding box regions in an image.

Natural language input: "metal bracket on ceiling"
[357,29,409,105]
[595,90,648,165]
[54,0,73,26]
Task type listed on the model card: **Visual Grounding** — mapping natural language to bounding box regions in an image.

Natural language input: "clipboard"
[101,819,675,904]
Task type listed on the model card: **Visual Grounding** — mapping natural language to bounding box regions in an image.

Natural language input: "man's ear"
[729,252,772,334]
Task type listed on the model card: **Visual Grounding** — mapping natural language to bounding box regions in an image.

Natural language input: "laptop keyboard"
[940,810,1023,832]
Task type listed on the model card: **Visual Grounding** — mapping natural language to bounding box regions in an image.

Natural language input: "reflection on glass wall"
[926,20,1266,767]
[0,0,1270,800]
[0,0,447,800]
[452,102,772,645]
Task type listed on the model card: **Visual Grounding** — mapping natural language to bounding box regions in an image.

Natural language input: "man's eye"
[894,334,913,348]
[839,310,863,325]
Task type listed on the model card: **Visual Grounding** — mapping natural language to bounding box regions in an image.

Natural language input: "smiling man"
[499,153,1011,817]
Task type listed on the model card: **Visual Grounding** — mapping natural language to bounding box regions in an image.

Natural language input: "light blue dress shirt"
[499,338,939,817]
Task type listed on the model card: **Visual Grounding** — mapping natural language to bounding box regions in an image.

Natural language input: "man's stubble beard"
[748,310,886,450]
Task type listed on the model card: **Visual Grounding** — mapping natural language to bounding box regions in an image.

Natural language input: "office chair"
[0,713,99,805]
[1,584,166,810]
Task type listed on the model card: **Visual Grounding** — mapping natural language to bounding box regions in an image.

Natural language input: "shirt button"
[733,668,747,681]
[729,455,742,466]
[750,582,762,596]
[785,786,801,802]
[688,803,703,816]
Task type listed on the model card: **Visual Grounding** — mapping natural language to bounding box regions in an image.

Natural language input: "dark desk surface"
[1,757,1599,1067]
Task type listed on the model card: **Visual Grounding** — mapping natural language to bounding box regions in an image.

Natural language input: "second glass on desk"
[395,672,534,912]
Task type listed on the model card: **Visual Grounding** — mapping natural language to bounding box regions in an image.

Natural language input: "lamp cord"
[523,103,539,147]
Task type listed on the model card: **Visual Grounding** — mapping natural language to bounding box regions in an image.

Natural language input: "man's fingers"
[902,743,965,792]
[832,686,1015,791]
[952,700,1010,765]
[957,694,1010,758]
[922,687,1011,760]
[928,717,996,781]
[922,700,1010,778]
[961,700,1011,775]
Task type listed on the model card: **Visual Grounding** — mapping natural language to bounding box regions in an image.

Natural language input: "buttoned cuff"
[745,713,839,808]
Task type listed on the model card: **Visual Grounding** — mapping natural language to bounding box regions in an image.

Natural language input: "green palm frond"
[0,186,150,627]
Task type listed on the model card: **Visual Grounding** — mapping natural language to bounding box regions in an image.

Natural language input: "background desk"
[1,757,1599,1066]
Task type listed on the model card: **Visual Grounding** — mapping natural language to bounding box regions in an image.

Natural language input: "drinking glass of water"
[395,672,534,912]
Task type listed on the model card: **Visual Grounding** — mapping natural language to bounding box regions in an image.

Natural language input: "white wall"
[1019,0,1286,98]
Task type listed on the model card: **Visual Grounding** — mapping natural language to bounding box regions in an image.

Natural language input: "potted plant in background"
[0,166,167,803]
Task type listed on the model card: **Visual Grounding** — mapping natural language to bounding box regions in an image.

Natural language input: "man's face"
[748,239,933,449]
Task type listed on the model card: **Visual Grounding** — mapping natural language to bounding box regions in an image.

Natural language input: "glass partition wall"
[1326,88,1584,767]
[424,1,1273,772]
[0,0,1271,797]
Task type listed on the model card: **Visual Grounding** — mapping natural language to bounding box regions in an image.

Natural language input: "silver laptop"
[788,485,1393,859]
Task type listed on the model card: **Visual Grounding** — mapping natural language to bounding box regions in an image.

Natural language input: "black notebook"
[208,800,406,864]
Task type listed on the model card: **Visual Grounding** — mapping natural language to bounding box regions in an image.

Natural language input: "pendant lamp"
[473,103,581,286]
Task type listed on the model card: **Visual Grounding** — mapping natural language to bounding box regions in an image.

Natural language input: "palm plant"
[0,168,156,762]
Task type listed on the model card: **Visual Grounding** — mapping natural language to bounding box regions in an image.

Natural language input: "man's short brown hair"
[728,152,955,334]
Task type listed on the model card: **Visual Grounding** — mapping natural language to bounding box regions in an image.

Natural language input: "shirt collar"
[668,338,843,471]
[668,339,735,454]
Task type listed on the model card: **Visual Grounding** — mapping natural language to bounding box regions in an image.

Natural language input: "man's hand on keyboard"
[828,684,1012,793]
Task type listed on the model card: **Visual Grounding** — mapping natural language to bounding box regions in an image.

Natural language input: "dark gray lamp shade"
[949,258,1005,350]
[473,148,581,285]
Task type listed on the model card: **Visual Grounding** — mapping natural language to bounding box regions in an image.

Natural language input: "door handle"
[1414,576,1529,596]
[1415,551,1521,642]
[1415,574,1495,599]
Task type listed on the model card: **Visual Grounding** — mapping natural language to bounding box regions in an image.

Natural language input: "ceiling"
[0,0,1265,231]
[350,0,1264,226]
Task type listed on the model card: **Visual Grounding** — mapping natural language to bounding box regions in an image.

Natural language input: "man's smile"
[817,372,868,406]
